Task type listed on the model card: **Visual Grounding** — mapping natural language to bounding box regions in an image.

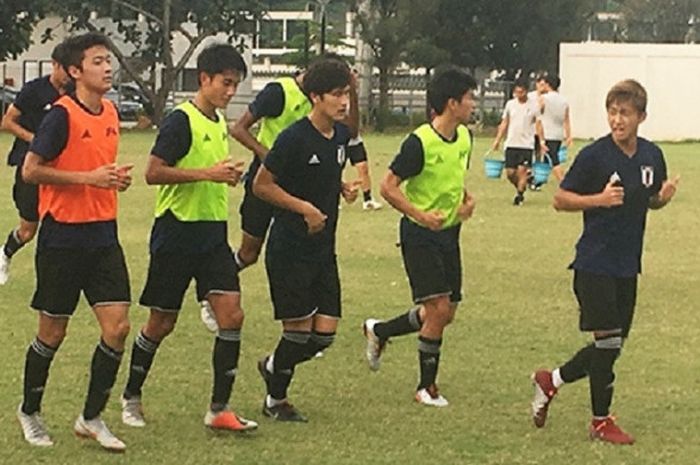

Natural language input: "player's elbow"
[22,160,38,184]
[552,191,566,211]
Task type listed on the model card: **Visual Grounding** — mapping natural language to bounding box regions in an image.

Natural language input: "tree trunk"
[377,65,390,132]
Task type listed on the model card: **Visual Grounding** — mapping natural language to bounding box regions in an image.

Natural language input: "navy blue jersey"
[561,135,667,277]
[148,107,228,255]
[30,95,118,250]
[263,117,350,259]
[7,76,62,166]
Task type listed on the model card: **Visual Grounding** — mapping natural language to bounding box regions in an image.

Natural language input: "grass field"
[1,130,699,464]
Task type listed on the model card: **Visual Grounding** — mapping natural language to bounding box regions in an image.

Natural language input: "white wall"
[560,42,700,141]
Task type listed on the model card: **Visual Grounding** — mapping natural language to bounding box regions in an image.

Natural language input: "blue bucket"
[484,158,505,179]
[558,145,568,164]
[532,155,552,184]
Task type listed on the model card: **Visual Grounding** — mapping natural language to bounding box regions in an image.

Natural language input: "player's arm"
[649,175,680,210]
[23,151,129,189]
[491,113,509,150]
[380,171,443,231]
[340,73,360,138]
[536,120,548,153]
[563,107,573,147]
[228,109,269,161]
[144,156,243,186]
[1,104,34,142]
[253,165,326,234]
[553,181,623,212]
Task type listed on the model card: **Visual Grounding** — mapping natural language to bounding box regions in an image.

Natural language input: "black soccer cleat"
[262,400,308,422]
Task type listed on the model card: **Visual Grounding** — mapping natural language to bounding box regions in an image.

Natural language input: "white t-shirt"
[503,97,539,149]
[541,92,569,141]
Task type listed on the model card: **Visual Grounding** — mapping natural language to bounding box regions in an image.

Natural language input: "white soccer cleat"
[74,415,126,452]
[362,199,383,211]
[17,404,53,447]
[415,385,449,407]
[121,395,146,427]
[0,252,10,285]
[200,300,218,333]
[362,318,385,371]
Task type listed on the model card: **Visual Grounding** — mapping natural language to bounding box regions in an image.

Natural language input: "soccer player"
[0,43,71,284]
[16,32,133,451]
[253,57,358,422]
[492,78,547,205]
[530,79,679,444]
[119,44,257,432]
[362,67,476,407]
[539,74,572,182]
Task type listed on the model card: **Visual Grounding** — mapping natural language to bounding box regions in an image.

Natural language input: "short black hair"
[302,58,351,97]
[545,74,561,90]
[513,77,529,91]
[427,67,477,115]
[50,41,68,64]
[62,32,110,70]
[197,43,248,80]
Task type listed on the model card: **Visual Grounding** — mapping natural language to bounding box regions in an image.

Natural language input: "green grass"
[1,131,699,464]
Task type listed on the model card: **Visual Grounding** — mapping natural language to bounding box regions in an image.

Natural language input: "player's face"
[607,99,646,145]
[316,85,350,121]
[513,85,527,102]
[536,79,547,94]
[453,90,475,124]
[69,45,112,94]
[201,70,242,109]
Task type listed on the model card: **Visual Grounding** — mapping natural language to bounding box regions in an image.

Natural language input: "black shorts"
[545,140,562,167]
[265,250,341,321]
[400,218,462,304]
[31,245,131,317]
[505,148,533,169]
[347,141,368,166]
[12,165,39,222]
[239,186,274,239]
[573,270,637,337]
[140,243,240,312]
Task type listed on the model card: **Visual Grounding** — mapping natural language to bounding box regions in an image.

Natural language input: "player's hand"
[419,210,445,231]
[88,163,120,189]
[207,158,239,184]
[457,193,476,221]
[598,180,624,208]
[226,161,246,187]
[341,180,362,204]
[115,163,134,192]
[565,136,573,147]
[302,203,327,234]
[658,175,680,203]
[540,141,549,153]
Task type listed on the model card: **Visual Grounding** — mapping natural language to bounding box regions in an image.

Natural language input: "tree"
[619,0,700,42]
[353,0,416,131]
[51,1,266,124]
[0,1,46,61]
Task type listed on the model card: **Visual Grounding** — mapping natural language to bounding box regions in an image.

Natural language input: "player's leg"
[122,250,191,427]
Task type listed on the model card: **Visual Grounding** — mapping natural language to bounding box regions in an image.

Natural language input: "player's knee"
[147,314,176,340]
[239,247,260,266]
[106,319,131,344]
[424,299,452,327]
[17,225,37,243]
[226,308,245,329]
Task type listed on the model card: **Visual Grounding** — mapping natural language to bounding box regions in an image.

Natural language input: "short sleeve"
[264,129,296,177]
[28,106,69,161]
[249,82,285,119]
[389,134,424,180]
[652,146,668,195]
[560,147,597,194]
[150,110,192,165]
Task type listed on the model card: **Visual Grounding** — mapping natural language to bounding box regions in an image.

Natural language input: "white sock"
[265,354,274,374]
[266,395,285,408]
[552,368,565,389]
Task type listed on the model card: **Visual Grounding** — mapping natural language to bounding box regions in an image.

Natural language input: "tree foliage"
[49,0,265,124]
[0,0,46,61]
